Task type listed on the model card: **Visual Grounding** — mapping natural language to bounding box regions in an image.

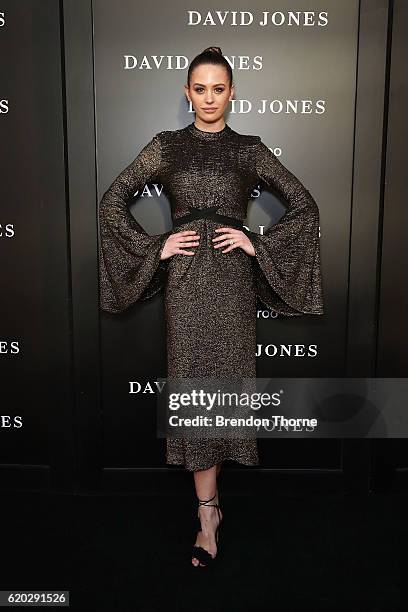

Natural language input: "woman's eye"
[194,88,225,94]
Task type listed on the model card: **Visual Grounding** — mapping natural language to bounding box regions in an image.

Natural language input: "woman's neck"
[194,117,226,133]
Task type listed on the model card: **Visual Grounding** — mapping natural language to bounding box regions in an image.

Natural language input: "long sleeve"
[247,139,324,316]
[98,133,172,314]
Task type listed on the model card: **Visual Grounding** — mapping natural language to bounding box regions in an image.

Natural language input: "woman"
[98,46,324,568]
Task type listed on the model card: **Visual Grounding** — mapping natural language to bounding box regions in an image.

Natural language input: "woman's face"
[184,63,234,125]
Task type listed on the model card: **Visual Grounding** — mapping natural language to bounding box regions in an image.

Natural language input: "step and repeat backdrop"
[0,1,72,488]
[1,0,405,490]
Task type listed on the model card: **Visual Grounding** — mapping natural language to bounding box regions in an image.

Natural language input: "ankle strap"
[197,493,217,507]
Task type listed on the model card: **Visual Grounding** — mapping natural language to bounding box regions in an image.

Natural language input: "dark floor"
[1,475,407,611]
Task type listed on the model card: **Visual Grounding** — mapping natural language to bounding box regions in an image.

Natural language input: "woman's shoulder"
[148,127,189,152]
[228,125,262,147]
[153,126,189,141]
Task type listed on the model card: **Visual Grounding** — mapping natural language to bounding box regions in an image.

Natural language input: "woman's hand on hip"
[160,230,200,260]
[212,227,255,257]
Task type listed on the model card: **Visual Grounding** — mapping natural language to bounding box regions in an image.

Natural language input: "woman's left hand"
[212,227,255,257]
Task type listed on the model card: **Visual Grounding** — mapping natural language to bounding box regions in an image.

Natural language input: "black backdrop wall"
[0,0,406,494]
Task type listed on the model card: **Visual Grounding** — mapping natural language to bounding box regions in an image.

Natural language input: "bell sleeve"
[98,133,172,314]
[246,138,324,316]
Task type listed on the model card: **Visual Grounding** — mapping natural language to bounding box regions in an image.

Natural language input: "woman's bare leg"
[191,461,223,566]
[216,462,222,478]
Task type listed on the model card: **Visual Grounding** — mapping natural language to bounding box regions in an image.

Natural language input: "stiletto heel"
[191,493,222,567]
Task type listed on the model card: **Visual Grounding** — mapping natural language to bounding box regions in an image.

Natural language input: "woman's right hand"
[160,230,200,260]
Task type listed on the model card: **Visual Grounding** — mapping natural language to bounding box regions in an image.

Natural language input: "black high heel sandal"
[191,493,222,567]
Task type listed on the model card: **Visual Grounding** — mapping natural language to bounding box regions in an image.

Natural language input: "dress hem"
[165,456,260,472]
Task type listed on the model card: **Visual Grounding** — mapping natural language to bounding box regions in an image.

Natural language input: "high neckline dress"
[98,120,324,471]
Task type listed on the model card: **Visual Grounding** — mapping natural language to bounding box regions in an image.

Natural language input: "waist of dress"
[173,205,244,230]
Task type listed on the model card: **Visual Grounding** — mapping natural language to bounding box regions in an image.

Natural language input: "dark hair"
[187,46,233,87]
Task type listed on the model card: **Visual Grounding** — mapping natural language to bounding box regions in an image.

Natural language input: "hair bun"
[203,46,222,55]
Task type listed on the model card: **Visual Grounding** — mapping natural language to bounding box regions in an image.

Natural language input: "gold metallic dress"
[98,121,324,471]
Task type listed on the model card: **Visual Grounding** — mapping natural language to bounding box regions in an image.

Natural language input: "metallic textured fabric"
[98,121,324,471]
